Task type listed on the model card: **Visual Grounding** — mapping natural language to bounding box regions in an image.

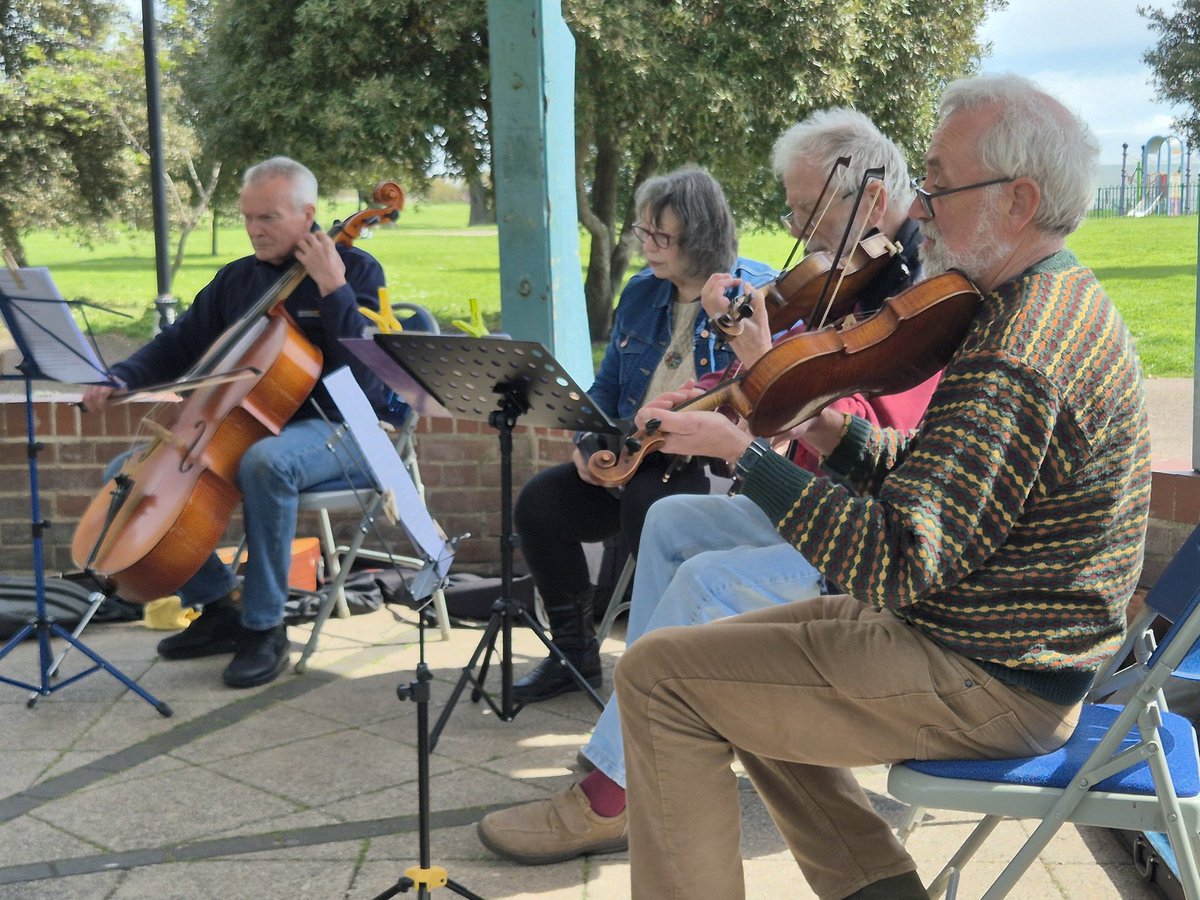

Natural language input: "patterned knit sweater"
[739,250,1151,705]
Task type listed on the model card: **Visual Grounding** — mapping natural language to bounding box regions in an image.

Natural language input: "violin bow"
[810,166,885,332]
[718,156,853,338]
[779,156,851,273]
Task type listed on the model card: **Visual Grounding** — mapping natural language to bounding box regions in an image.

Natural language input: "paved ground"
[0,376,1191,899]
[0,604,1171,900]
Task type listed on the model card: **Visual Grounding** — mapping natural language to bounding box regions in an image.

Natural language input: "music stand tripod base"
[371,568,484,900]
[0,372,172,716]
[371,335,614,740]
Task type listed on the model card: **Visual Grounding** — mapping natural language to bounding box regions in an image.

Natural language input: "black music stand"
[370,334,617,745]
[372,543,485,900]
[0,270,172,715]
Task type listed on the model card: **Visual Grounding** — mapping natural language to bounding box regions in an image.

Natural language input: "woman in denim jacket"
[512,166,775,703]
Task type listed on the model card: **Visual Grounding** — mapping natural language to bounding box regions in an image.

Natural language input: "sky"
[976,0,1185,165]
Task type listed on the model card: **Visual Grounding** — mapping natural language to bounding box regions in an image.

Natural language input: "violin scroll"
[587,419,668,486]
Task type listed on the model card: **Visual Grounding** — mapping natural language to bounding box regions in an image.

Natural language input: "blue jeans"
[581,493,823,786]
[105,418,370,630]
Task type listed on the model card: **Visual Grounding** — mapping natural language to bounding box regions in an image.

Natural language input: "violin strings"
[813,167,885,332]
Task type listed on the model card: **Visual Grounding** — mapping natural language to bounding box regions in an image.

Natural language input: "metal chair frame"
[888,522,1200,899]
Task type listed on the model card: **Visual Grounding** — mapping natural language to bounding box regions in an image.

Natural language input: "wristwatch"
[734,437,772,480]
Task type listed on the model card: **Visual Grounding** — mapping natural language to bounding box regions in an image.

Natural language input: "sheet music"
[323,366,453,582]
[0,267,111,384]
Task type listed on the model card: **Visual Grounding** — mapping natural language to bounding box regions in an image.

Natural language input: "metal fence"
[1092,181,1198,218]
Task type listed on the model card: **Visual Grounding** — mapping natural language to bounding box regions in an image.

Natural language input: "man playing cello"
[80,156,391,689]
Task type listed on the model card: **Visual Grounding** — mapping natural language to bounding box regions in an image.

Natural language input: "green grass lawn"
[13,202,1200,377]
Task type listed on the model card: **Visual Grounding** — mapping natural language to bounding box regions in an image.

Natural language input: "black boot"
[156,593,244,659]
[222,623,290,688]
[844,871,929,899]
[513,588,602,704]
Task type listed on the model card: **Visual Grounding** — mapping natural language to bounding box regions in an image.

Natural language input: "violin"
[718,164,901,338]
[71,182,405,603]
[721,231,901,337]
[586,271,982,488]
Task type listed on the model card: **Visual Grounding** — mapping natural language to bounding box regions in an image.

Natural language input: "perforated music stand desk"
[371,333,618,739]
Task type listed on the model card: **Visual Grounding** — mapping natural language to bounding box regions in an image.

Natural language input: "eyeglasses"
[780,188,856,229]
[911,175,1014,219]
[631,223,676,250]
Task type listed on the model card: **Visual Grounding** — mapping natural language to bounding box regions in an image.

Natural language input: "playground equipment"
[1126,135,1190,217]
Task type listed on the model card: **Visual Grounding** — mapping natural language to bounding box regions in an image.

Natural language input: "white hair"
[771,108,914,210]
[242,156,318,210]
[938,73,1099,236]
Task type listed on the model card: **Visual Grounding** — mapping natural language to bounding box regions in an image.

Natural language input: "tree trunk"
[169,161,222,281]
[467,175,494,225]
[0,215,26,267]
[578,130,657,342]
[578,133,617,341]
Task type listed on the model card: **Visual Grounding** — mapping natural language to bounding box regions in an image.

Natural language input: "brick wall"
[0,395,574,582]
[0,394,1195,591]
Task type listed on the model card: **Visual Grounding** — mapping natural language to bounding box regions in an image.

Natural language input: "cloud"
[976,0,1186,163]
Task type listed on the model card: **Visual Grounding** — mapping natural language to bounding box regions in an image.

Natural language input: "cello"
[71,182,405,603]
[586,271,982,488]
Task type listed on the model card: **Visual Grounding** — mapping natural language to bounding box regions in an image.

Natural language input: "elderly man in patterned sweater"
[612,74,1151,900]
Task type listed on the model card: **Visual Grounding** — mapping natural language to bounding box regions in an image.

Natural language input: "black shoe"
[222,623,290,688]
[512,644,602,704]
[156,597,243,660]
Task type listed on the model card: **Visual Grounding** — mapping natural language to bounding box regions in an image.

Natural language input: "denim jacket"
[587,257,776,423]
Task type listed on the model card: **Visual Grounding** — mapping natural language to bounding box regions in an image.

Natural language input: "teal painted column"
[487,0,591,386]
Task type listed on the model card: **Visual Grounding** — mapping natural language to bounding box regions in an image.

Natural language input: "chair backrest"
[1088,522,1200,717]
[392,302,441,336]
[1143,522,1200,673]
[376,303,439,431]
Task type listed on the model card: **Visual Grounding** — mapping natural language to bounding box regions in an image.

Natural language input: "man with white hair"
[612,74,1151,899]
[82,156,390,689]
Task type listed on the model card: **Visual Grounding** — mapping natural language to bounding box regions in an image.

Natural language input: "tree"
[0,0,133,263]
[567,0,998,337]
[1142,0,1200,148]
[190,1,490,209]
[184,0,999,339]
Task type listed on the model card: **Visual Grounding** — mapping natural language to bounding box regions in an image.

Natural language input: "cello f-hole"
[179,421,208,474]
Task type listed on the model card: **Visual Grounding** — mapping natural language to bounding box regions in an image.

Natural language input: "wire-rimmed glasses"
[911,175,1015,218]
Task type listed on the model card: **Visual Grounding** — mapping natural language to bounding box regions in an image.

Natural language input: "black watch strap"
[734,437,772,480]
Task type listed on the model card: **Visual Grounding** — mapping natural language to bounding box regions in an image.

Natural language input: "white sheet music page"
[0,267,110,383]
[322,366,452,580]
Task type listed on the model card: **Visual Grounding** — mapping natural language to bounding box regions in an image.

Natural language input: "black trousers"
[514,453,710,610]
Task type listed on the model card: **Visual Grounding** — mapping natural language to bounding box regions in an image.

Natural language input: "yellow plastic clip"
[451,297,489,338]
[359,286,404,334]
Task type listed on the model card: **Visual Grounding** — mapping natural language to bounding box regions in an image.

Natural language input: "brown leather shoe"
[477,783,627,865]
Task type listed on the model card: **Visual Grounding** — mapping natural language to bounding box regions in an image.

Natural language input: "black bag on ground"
[440,572,534,620]
[0,576,98,640]
[283,567,535,625]
[283,567,422,624]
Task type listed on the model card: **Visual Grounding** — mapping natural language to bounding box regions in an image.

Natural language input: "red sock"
[579,768,626,817]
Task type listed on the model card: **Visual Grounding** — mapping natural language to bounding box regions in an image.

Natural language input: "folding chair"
[887,521,1200,899]
[283,303,452,671]
[596,554,635,644]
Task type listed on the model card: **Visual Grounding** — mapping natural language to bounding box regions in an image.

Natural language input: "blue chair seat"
[904,703,1200,797]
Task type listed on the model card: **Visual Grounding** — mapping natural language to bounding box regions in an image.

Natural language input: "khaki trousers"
[614,594,1081,900]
